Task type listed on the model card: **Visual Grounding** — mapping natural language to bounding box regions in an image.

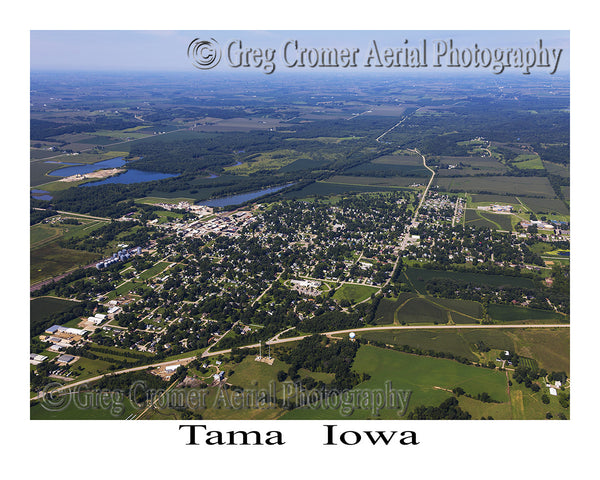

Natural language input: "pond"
[48,157,126,177]
[198,184,294,208]
[31,189,52,201]
[46,156,177,186]
[81,169,176,186]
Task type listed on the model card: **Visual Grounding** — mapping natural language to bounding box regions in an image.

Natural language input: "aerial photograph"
[29,30,570,421]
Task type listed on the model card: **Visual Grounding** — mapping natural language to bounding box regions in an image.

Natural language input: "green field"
[488,304,566,323]
[518,197,569,216]
[30,296,80,330]
[435,176,556,197]
[508,327,570,374]
[403,267,535,293]
[30,392,140,419]
[333,284,379,304]
[282,345,510,419]
[358,329,479,361]
[135,196,196,205]
[469,194,520,207]
[225,149,323,175]
[138,261,171,280]
[464,209,514,230]
[512,154,544,170]
[31,244,100,285]
[325,175,427,188]
[284,181,399,199]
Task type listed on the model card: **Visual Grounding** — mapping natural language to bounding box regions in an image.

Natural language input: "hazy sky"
[30,30,569,75]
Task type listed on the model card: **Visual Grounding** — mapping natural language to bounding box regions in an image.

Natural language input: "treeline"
[364,339,483,367]
[30,207,58,225]
[31,116,141,141]
[31,300,97,336]
[279,335,363,389]
[298,310,365,333]
[534,143,570,165]
[407,397,471,420]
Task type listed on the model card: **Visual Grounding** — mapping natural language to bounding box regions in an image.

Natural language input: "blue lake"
[46,156,176,186]
[81,169,176,186]
[199,184,293,207]
[48,157,126,177]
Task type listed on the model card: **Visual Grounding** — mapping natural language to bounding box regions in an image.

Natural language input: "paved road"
[33,323,569,400]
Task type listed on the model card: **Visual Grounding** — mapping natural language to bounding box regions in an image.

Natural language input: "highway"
[33,323,569,399]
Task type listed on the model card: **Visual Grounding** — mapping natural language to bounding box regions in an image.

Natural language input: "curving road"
[33,323,569,399]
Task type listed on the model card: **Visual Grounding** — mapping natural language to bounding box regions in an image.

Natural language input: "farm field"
[436,156,508,175]
[30,296,80,329]
[30,392,140,420]
[283,181,398,199]
[518,197,569,216]
[403,267,535,293]
[345,162,428,176]
[434,176,556,197]
[374,294,483,325]
[511,154,544,169]
[325,175,427,188]
[358,329,480,361]
[281,345,510,420]
[488,304,567,323]
[372,154,422,165]
[508,327,570,374]
[464,209,514,230]
[468,194,521,207]
[31,244,100,285]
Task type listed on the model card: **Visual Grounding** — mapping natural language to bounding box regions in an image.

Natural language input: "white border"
[5,1,597,477]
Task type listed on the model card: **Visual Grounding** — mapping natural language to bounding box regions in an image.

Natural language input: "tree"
[541,394,550,404]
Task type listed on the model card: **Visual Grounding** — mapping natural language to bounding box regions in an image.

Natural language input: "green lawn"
[138,261,171,280]
[333,283,379,304]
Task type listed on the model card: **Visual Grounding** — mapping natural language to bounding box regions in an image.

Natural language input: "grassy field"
[374,294,484,326]
[31,244,100,285]
[333,284,379,304]
[225,149,316,175]
[358,329,479,361]
[138,261,171,280]
[518,197,569,216]
[325,175,427,188]
[281,345,510,420]
[30,296,80,330]
[283,181,399,199]
[488,304,566,323]
[508,327,570,374]
[135,196,196,205]
[512,154,544,170]
[464,209,514,230]
[469,194,521,207]
[435,176,556,197]
[403,267,535,293]
[30,391,140,419]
